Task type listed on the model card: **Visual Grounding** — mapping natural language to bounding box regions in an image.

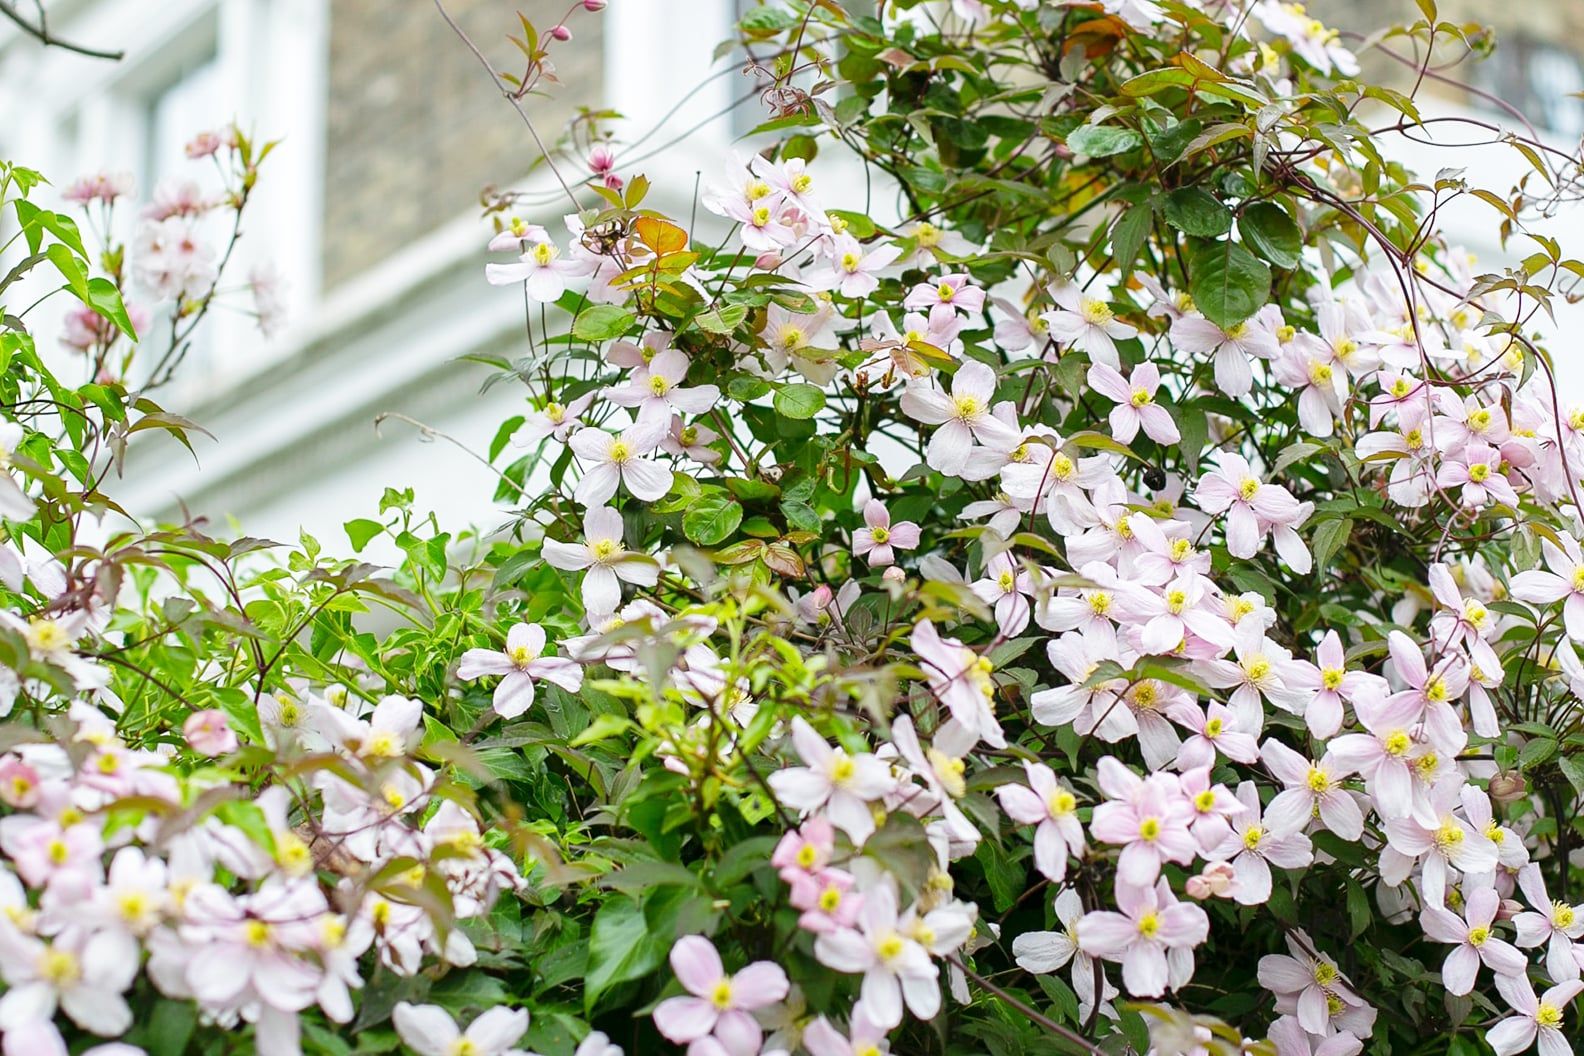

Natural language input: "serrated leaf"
[572,305,635,342]
[1163,187,1232,238]
[1187,238,1270,329]
[1066,124,1143,157]
[682,494,743,547]
[773,383,826,420]
[1240,201,1303,269]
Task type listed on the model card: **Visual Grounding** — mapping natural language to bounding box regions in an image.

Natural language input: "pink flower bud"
[1488,770,1526,805]
[754,251,782,271]
[1186,861,1236,899]
[0,757,41,808]
[583,0,607,9]
[603,172,624,191]
[184,709,239,756]
[882,565,906,584]
[549,24,572,41]
[1497,898,1524,922]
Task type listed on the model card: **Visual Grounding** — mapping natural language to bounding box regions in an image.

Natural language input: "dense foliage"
[5,1,1584,1055]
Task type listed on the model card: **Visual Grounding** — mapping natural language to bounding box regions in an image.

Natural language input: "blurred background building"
[0,0,1579,548]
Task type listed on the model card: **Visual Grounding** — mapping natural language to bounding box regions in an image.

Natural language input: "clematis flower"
[802,1010,891,1056]
[1260,739,1363,841]
[1013,888,1117,1021]
[568,422,671,505]
[1510,535,1584,642]
[1383,629,1470,755]
[602,347,721,425]
[812,879,940,1029]
[1379,780,1499,906]
[904,272,985,315]
[0,925,138,1036]
[393,1002,530,1056]
[805,233,901,298]
[995,761,1085,881]
[1076,877,1209,997]
[1209,782,1313,906]
[1170,311,1279,397]
[1285,629,1387,738]
[1420,886,1526,996]
[1258,931,1363,1036]
[485,240,587,301]
[899,360,1021,475]
[767,717,895,845]
[1194,454,1314,571]
[543,506,659,614]
[970,550,1041,636]
[1512,863,1584,983]
[1087,361,1180,444]
[1088,758,1198,890]
[652,934,789,1046]
[1325,694,1423,818]
[1271,336,1347,437]
[1042,284,1137,368]
[1487,975,1582,1056]
[1436,443,1517,508]
[911,619,1005,748]
[853,500,921,567]
[457,622,584,718]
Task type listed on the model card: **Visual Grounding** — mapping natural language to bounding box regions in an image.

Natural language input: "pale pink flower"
[653,935,788,1046]
[603,347,721,425]
[485,240,588,301]
[1510,535,1584,642]
[1260,739,1363,841]
[1326,693,1424,819]
[802,1010,891,1056]
[1436,442,1517,508]
[512,392,593,447]
[183,709,238,756]
[767,717,895,845]
[457,622,583,719]
[899,360,1021,475]
[970,550,1040,635]
[1271,336,1347,437]
[853,500,920,567]
[789,868,863,933]
[61,169,133,204]
[1168,700,1258,769]
[393,1002,529,1056]
[568,422,671,505]
[1087,361,1179,444]
[1487,975,1582,1056]
[805,233,901,298]
[1383,629,1470,755]
[1420,886,1526,996]
[812,879,939,1028]
[995,761,1085,881]
[1088,758,1198,890]
[911,619,1005,748]
[1512,863,1584,983]
[1194,453,1314,571]
[1209,782,1312,906]
[0,926,138,1037]
[1170,312,1278,397]
[1380,781,1499,906]
[904,272,984,315]
[1285,629,1387,738]
[1013,888,1117,1021]
[1258,932,1362,1036]
[542,506,658,615]
[1076,877,1209,997]
[1042,284,1137,368]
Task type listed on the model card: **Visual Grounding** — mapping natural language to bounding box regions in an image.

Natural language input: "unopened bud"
[583,0,607,9]
[1488,770,1527,805]
[754,251,782,271]
[1497,898,1524,922]
[1186,861,1236,899]
[882,565,906,584]
[549,24,572,41]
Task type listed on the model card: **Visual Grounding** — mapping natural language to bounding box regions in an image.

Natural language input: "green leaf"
[584,896,667,1011]
[45,242,90,298]
[695,304,748,334]
[1186,238,1271,329]
[1066,124,1143,158]
[1311,518,1352,575]
[572,305,635,342]
[344,519,385,553]
[1520,736,1558,770]
[1110,200,1154,278]
[773,382,826,420]
[1163,188,1232,238]
[683,494,743,546]
[85,277,137,339]
[13,200,88,258]
[1559,754,1584,796]
[1240,202,1303,269]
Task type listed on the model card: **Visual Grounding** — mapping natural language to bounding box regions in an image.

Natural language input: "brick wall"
[321,0,602,290]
